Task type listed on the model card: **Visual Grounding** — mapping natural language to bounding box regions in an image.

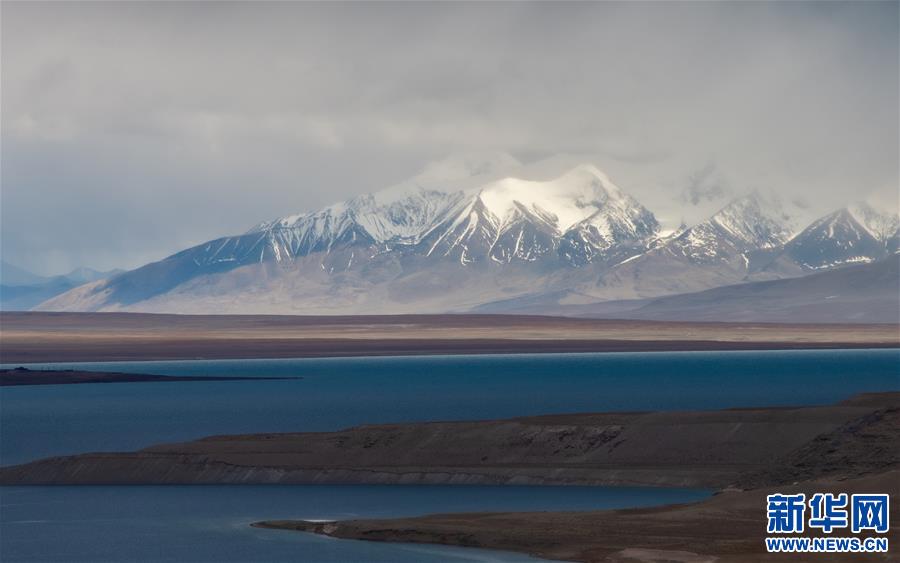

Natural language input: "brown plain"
[1,311,897,363]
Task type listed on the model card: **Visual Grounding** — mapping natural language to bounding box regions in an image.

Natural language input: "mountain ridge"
[34,157,899,317]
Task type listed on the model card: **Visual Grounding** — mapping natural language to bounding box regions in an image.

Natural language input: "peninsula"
[0,367,298,386]
[3,392,897,561]
[2,392,896,488]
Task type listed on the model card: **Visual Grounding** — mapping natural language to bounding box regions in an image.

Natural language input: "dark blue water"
[1,350,897,562]
[0,485,712,562]
[2,349,898,465]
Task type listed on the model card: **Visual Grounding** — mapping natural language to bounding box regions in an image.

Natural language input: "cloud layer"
[2,2,897,273]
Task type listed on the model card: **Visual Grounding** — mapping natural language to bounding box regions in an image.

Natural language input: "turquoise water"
[1,349,898,465]
[0,485,712,562]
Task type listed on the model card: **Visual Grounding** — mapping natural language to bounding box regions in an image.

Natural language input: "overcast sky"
[2,1,898,275]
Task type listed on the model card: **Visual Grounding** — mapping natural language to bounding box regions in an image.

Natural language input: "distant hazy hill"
[0,261,47,286]
[0,262,122,311]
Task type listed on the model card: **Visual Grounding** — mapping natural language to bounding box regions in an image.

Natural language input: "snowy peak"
[847,202,899,245]
[250,162,660,268]
[34,154,900,316]
[253,152,521,237]
[172,161,896,276]
[254,185,468,248]
[420,164,660,266]
[345,189,468,243]
[662,191,800,266]
[779,204,897,271]
[707,191,799,249]
[474,164,640,233]
[25,148,900,317]
[367,152,523,208]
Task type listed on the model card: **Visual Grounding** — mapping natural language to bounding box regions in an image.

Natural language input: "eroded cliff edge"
[2,392,897,488]
[254,471,899,563]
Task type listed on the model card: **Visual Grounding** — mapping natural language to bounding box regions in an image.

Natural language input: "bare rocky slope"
[485,255,900,323]
[623,255,900,323]
[3,392,897,488]
[259,471,899,563]
[245,392,900,562]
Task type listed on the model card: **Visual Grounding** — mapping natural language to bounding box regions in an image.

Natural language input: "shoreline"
[2,312,897,363]
[3,341,898,364]
[3,387,896,560]
[3,343,897,368]
[3,392,896,488]
[253,470,899,563]
[7,343,900,372]
[0,367,299,386]
[240,391,900,561]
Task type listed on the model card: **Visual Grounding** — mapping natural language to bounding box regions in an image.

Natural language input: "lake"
[1,349,898,465]
[1,349,897,562]
[0,484,712,562]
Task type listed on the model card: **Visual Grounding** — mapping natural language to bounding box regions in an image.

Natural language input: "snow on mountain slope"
[253,189,469,252]
[475,165,630,232]
[655,191,802,267]
[423,164,659,266]
[587,192,804,300]
[37,160,662,311]
[33,154,898,315]
[764,203,899,273]
[847,202,900,246]
[252,152,520,243]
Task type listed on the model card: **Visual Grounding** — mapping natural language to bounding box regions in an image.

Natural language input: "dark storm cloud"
[2,1,897,273]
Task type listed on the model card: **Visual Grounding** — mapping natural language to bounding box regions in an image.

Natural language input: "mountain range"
[33,155,900,321]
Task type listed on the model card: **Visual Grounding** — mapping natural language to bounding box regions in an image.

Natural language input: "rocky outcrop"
[3,392,897,488]
[254,470,900,563]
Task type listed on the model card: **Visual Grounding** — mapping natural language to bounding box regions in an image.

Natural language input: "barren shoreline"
[3,392,895,561]
[243,393,899,563]
[254,471,899,562]
[0,367,298,386]
[3,392,897,489]
[1,311,897,363]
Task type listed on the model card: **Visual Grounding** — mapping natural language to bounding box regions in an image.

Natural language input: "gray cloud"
[2,1,897,274]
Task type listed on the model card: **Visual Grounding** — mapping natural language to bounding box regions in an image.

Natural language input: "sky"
[2,1,898,275]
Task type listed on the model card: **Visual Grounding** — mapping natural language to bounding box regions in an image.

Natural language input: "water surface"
[0,484,712,562]
[1,349,896,562]
[2,349,898,465]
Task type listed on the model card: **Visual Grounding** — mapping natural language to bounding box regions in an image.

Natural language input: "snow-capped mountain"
[250,152,522,244]
[423,165,659,267]
[34,156,899,315]
[588,192,805,299]
[157,161,660,281]
[663,191,800,264]
[848,202,900,251]
[760,202,899,275]
[38,158,663,312]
